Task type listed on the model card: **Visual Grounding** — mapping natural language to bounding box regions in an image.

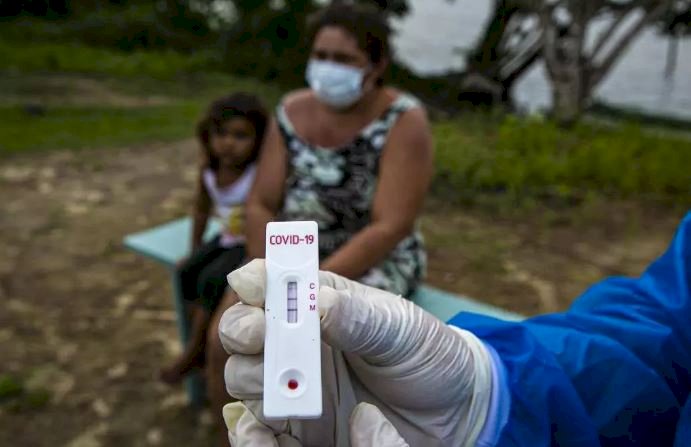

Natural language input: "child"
[159,92,268,384]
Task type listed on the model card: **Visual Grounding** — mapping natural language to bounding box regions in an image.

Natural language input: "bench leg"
[170,269,207,408]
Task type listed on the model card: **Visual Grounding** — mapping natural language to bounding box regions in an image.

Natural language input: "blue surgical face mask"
[306,59,366,109]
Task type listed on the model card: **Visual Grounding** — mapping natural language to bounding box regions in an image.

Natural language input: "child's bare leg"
[160,305,210,384]
[207,290,240,447]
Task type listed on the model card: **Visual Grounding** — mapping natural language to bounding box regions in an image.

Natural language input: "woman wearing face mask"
[204,7,433,445]
[245,2,433,296]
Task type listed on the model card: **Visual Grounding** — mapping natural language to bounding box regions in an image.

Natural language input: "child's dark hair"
[196,92,268,170]
[307,3,392,85]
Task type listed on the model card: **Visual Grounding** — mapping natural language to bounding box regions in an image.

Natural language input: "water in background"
[392,0,691,119]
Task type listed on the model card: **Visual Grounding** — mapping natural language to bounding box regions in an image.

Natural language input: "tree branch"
[502,32,542,86]
[468,0,520,72]
[590,1,671,87]
[497,14,524,54]
[590,0,656,59]
[499,28,543,82]
[540,2,561,78]
[590,9,630,60]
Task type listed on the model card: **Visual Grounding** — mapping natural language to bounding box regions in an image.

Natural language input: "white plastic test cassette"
[263,221,322,419]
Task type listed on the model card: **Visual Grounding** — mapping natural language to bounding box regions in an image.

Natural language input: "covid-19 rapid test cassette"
[263,221,322,419]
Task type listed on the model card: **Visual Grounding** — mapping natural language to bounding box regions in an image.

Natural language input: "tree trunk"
[542,2,589,125]
[551,74,584,125]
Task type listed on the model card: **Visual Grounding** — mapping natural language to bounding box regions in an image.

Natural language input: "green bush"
[1,3,213,52]
[435,115,691,202]
[0,374,23,400]
[0,103,200,154]
[0,39,217,78]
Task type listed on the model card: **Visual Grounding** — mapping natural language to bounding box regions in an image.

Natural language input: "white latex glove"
[220,259,494,447]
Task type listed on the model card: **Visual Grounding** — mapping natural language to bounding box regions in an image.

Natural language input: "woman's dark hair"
[307,3,392,66]
[196,92,268,170]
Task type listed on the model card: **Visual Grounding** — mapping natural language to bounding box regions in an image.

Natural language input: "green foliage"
[0,40,284,155]
[658,2,691,36]
[1,1,214,52]
[434,115,691,202]
[0,103,199,154]
[22,389,52,410]
[220,1,314,84]
[2,0,410,86]
[0,39,217,78]
[0,375,24,400]
[0,374,50,412]
[220,0,412,85]
[0,0,69,18]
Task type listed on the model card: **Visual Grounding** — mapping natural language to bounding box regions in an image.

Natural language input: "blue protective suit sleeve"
[448,212,691,446]
[675,396,691,447]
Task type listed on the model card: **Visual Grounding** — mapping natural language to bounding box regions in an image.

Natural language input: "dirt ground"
[0,140,685,446]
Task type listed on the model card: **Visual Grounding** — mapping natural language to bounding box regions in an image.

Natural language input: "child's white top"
[203,164,256,247]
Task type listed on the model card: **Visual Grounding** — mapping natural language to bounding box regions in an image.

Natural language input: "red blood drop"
[287,379,298,390]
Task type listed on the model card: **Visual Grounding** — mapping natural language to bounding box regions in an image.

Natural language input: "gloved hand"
[219,259,494,447]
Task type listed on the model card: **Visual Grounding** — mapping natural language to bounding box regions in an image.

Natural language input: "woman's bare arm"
[245,118,288,259]
[320,107,434,279]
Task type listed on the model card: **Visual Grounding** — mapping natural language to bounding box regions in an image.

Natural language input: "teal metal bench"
[123,217,522,406]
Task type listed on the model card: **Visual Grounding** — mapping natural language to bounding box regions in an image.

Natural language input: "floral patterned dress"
[276,93,427,297]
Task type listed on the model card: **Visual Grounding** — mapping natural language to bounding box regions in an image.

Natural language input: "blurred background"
[0,0,689,445]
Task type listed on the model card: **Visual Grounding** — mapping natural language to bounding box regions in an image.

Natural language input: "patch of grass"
[591,101,691,133]
[0,103,200,154]
[0,71,284,154]
[0,37,283,104]
[0,374,50,412]
[435,115,691,204]
[0,375,24,400]
[21,389,51,410]
[101,72,283,106]
[0,38,215,79]
[0,39,284,155]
